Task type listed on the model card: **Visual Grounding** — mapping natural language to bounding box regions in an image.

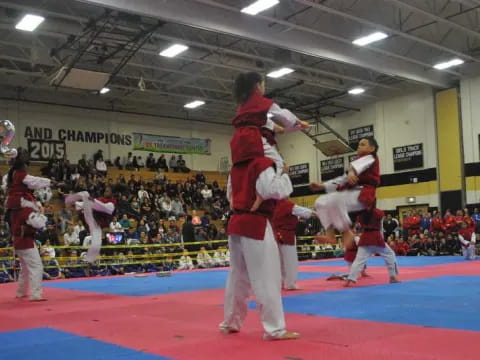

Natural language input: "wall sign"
[393,143,424,171]
[321,157,345,181]
[348,125,374,150]
[28,139,66,161]
[289,163,310,187]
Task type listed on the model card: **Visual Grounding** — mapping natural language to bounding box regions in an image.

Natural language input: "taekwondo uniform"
[6,170,51,212]
[65,191,116,263]
[11,207,48,300]
[458,228,476,260]
[315,154,380,232]
[272,200,312,289]
[220,126,294,340]
[347,209,399,283]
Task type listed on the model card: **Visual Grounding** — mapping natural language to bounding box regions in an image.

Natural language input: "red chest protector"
[11,207,37,250]
[6,170,36,209]
[357,208,385,247]
[228,157,276,240]
[338,154,380,208]
[272,200,298,245]
[458,228,474,247]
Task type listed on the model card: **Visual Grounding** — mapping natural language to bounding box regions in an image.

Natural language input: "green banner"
[133,133,211,155]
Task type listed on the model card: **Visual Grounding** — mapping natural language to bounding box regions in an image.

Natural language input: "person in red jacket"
[232,72,309,172]
[458,222,476,260]
[443,210,457,234]
[272,199,313,290]
[429,213,445,234]
[11,206,48,301]
[406,211,421,236]
[345,207,400,287]
[311,137,380,249]
[220,126,299,341]
[463,208,476,232]
[394,238,410,256]
[65,187,116,263]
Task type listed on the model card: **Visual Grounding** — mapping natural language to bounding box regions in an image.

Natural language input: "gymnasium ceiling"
[1,0,480,125]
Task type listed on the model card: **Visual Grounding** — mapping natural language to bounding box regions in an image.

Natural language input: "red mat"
[1,261,479,360]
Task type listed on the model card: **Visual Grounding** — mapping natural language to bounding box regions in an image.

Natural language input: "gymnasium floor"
[0,256,479,360]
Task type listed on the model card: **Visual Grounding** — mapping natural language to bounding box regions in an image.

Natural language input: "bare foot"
[361,272,371,278]
[344,280,354,287]
[264,331,300,341]
[389,278,401,284]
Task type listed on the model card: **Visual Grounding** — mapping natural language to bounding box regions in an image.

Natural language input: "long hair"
[233,72,263,104]
[6,147,29,187]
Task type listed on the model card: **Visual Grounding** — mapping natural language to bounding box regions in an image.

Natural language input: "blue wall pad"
[302,255,475,267]
[46,270,329,296]
[0,327,171,360]
[278,275,480,332]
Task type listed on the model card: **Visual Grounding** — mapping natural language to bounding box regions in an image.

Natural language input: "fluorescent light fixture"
[267,67,294,78]
[15,14,45,32]
[348,87,365,95]
[352,31,388,46]
[159,44,189,58]
[184,100,205,109]
[99,87,110,94]
[241,0,280,15]
[433,58,464,70]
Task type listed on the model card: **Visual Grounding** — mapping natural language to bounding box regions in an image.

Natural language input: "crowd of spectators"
[0,151,232,282]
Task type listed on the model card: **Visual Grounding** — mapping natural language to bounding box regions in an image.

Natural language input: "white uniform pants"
[279,242,298,289]
[348,244,398,282]
[221,221,286,338]
[462,246,476,260]
[66,192,114,263]
[314,189,365,231]
[16,247,43,300]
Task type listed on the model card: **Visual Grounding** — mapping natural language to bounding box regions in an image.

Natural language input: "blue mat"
[276,275,480,332]
[46,270,329,296]
[0,328,171,359]
[302,256,475,267]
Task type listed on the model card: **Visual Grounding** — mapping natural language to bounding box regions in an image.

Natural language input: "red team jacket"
[444,215,457,233]
[406,215,421,235]
[232,91,276,145]
[6,170,36,210]
[429,217,444,233]
[357,208,386,247]
[228,126,277,240]
[11,207,38,250]
[337,154,380,208]
[272,200,298,246]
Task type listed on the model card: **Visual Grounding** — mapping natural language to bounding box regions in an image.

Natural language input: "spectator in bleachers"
[201,212,210,228]
[109,216,123,233]
[95,156,107,177]
[444,210,457,234]
[156,154,169,172]
[420,212,431,233]
[126,227,140,245]
[78,154,88,176]
[63,250,86,278]
[35,222,59,246]
[0,219,10,248]
[171,197,185,219]
[394,237,409,256]
[161,197,174,218]
[137,156,145,169]
[63,226,80,246]
[73,220,85,238]
[146,153,156,171]
[169,155,178,172]
[196,172,206,184]
[383,214,399,240]
[177,155,190,173]
[114,156,123,170]
[41,239,56,259]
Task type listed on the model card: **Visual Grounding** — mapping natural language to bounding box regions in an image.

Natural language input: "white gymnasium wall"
[279,88,439,209]
[0,99,233,171]
[460,76,480,204]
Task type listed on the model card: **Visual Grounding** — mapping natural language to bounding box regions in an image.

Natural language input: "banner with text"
[289,163,310,187]
[348,125,374,150]
[393,143,424,171]
[133,133,211,155]
[28,139,66,161]
[321,157,345,181]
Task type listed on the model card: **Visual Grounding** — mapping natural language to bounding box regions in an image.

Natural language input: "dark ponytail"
[6,148,29,187]
[233,72,263,104]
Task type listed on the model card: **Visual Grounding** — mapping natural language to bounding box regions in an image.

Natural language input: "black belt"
[233,209,272,217]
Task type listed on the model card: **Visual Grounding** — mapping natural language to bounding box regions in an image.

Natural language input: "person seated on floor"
[178,249,194,270]
[63,250,87,278]
[42,254,62,280]
[196,246,213,268]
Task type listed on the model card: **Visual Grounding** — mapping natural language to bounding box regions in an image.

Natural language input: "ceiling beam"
[294,0,480,63]
[76,0,453,87]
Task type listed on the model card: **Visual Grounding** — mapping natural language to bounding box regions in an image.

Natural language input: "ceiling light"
[99,87,110,94]
[433,58,464,70]
[267,67,294,78]
[15,14,45,32]
[348,87,365,95]
[184,100,205,109]
[159,44,189,58]
[241,0,280,15]
[352,32,388,46]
